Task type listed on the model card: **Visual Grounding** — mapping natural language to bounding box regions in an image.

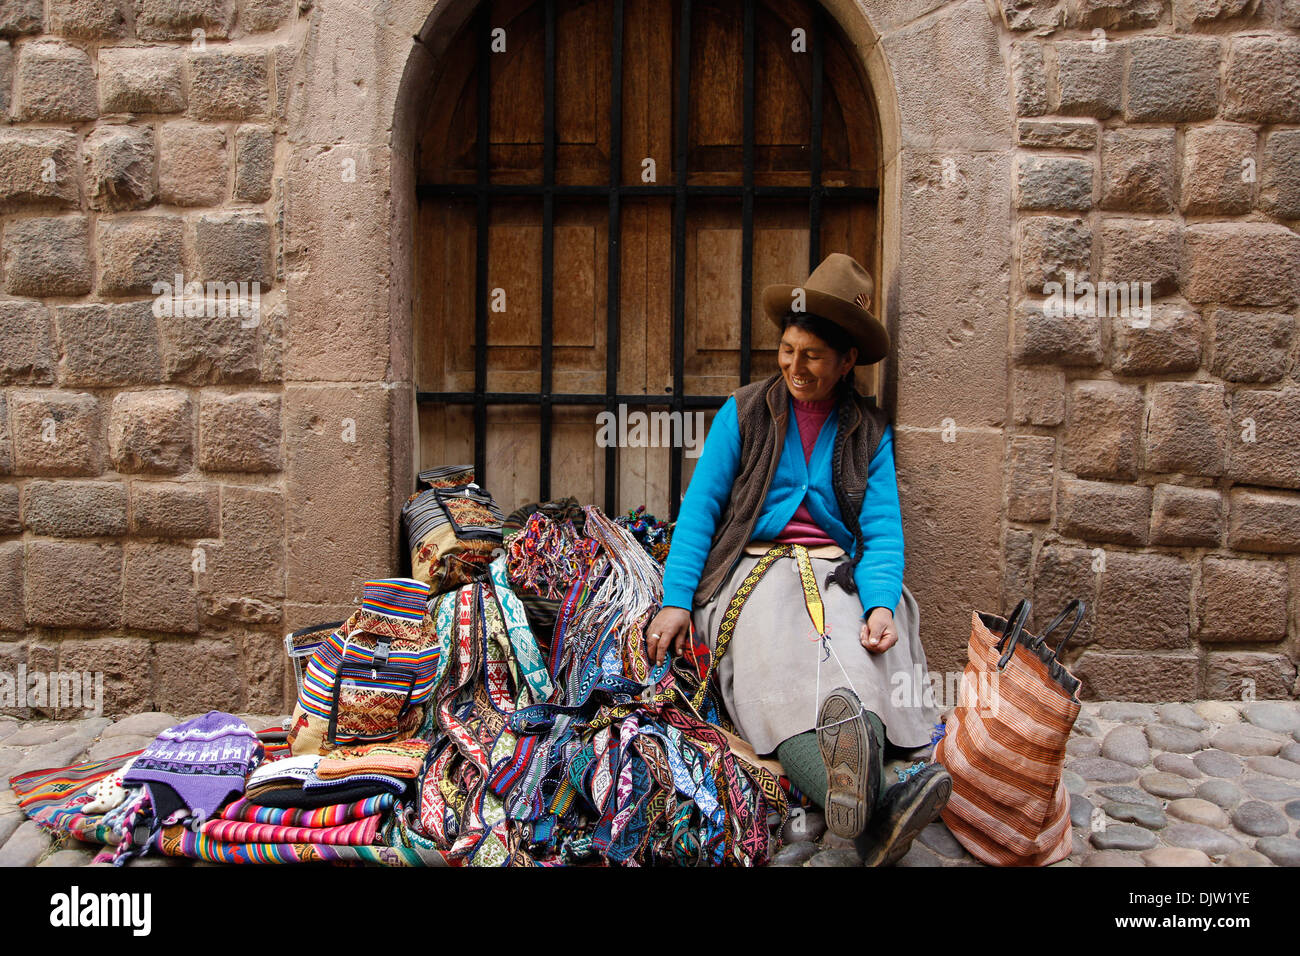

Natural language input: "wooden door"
[413,0,880,518]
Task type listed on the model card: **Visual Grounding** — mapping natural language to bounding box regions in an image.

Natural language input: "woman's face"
[779,323,857,402]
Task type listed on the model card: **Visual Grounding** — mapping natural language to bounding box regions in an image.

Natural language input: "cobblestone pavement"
[2,701,1298,867]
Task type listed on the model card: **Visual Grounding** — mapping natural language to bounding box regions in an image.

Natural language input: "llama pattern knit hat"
[123,711,263,822]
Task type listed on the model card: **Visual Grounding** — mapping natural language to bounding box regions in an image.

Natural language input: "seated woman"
[647,253,949,866]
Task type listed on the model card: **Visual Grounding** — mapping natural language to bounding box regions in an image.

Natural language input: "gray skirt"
[692,550,943,756]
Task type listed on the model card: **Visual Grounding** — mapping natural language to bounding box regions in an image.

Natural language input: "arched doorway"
[411,0,883,518]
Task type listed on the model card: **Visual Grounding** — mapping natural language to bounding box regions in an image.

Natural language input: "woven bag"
[934,599,1084,866]
[401,464,505,594]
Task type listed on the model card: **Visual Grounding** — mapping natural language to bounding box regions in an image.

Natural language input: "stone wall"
[0,0,305,717]
[0,0,1296,717]
[997,0,1300,700]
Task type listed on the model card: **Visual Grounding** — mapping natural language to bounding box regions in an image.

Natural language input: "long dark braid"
[826,374,865,595]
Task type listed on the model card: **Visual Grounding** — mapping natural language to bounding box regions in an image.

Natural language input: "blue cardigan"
[661,395,904,617]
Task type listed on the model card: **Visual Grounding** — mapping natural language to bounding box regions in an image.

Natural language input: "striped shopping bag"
[934,599,1084,866]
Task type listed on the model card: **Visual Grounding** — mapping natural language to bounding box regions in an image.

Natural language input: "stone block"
[1073,652,1200,701]
[1095,551,1192,649]
[240,630,289,714]
[1013,301,1104,366]
[0,541,22,630]
[1174,0,1256,25]
[187,49,269,120]
[1002,527,1035,605]
[1125,36,1220,123]
[99,47,185,114]
[1205,652,1296,701]
[234,125,274,203]
[1223,36,1300,124]
[124,543,199,633]
[1065,380,1143,481]
[1100,128,1176,213]
[1226,488,1300,553]
[1198,558,1288,642]
[0,0,41,36]
[1012,368,1066,426]
[158,122,227,207]
[195,211,271,285]
[1016,120,1096,150]
[0,300,54,385]
[893,429,1004,674]
[1057,479,1151,545]
[1211,309,1291,383]
[1067,0,1165,27]
[153,638,241,713]
[1033,546,1099,645]
[97,215,186,296]
[56,303,162,387]
[1013,42,1049,117]
[0,483,17,535]
[107,389,192,474]
[1151,484,1222,548]
[198,392,281,472]
[130,482,218,538]
[82,125,155,213]
[23,480,127,537]
[9,391,103,477]
[48,0,129,39]
[1054,40,1123,118]
[1145,382,1229,478]
[1099,218,1180,298]
[1020,216,1090,295]
[284,144,396,381]
[0,129,79,208]
[25,542,122,629]
[1009,435,1055,522]
[158,309,260,384]
[239,0,294,33]
[1111,303,1200,376]
[998,0,1065,30]
[1184,223,1300,307]
[12,41,98,123]
[1227,388,1300,491]
[3,216,91,296]
[134,0,232,41]
[1016,155,1093,211]
[202,486,284,601]
[1260,129,1300,221]
[1181,125,1257,216]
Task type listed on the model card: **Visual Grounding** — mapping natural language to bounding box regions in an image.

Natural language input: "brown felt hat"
[761,252,889,364]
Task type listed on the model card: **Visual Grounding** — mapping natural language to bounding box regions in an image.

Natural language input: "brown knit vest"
[691,371,890,606]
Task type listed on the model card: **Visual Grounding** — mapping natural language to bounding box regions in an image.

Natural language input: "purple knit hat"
[123,711,262,822]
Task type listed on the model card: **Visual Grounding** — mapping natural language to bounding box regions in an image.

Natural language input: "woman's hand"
[860,606,898,654]
[646,606,693,665]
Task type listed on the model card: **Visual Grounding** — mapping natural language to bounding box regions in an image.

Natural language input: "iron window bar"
[419,0,877,519]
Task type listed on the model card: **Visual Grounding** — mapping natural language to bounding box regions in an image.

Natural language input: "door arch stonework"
[282,0,1014,673]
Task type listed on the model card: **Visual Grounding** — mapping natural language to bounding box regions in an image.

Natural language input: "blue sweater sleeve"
[660,397,742,609]
[853,423,905,617]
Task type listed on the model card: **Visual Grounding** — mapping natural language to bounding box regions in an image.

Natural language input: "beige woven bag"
[934,599,1084,866]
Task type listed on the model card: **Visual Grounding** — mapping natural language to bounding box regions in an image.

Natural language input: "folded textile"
[316,740,430,780]
[153,825,436,866]
[123,712,262,822]
[221,794,395,828]
[249,777,407,809]
[199,813,382,846]
[246,753,321,791]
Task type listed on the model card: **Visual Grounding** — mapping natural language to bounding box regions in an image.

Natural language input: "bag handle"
[1030,599,1085,660]
[994,599,1032,671]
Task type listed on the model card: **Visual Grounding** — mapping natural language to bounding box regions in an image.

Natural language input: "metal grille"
[415,0,878,518]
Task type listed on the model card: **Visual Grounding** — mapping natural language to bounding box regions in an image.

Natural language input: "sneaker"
[855,762,952,867]
[816,688,881,839]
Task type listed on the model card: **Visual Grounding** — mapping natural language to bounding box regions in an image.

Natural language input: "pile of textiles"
[8,500,787,867]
